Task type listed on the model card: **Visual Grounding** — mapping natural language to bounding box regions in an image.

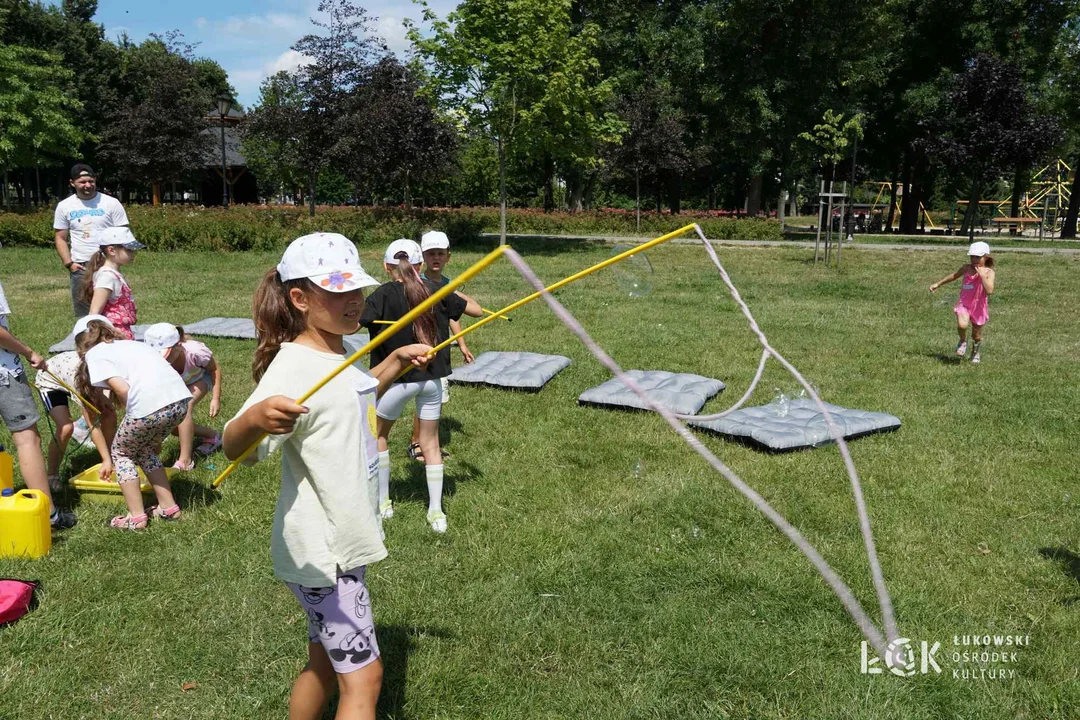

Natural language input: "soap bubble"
[632,459,644,478]
[803,413,848,447]
[611,245,654,298]
[768,389,791,418]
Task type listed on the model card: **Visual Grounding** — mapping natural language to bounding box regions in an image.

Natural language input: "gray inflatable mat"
[50,325,149,353]
[49,317,367,353]
[448,351,571,391]
[578,370,725,416]
[689,398,901,451]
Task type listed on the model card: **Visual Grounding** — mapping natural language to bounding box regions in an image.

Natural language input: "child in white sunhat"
[224,232,433,717]
[80,226,146,340]
[361,238,483,533]
[405,229,484,462]
[930,241,996,364]
[74,314,192,530]
[143,323,223,470]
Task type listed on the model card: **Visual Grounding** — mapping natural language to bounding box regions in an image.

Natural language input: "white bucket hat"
[97,227,146,250]
[143,323,181,356]
[383,239,423,266]
[967,241,990,257]
[278,233,379,292]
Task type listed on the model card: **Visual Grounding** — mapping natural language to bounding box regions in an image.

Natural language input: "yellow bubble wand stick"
[40,368,100,415]
[394,224,699,378]
[212,245,509,489]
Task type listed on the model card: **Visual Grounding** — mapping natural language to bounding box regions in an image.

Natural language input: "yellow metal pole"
[408,224,699,372]
[212,245,509,489]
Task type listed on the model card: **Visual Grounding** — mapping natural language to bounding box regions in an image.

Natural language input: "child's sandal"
[149,504,182,521]
[406,443,424,462]
[109,513,148,530]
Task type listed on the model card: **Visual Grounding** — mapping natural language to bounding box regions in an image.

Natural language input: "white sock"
[426,464,444,516]
[378,451,390,507]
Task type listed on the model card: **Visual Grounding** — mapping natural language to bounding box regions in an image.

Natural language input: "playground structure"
[868,182,936,230]
[949,158,1073,236]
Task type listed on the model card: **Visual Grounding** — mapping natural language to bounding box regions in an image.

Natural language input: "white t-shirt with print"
[85,340,191,419]
[53,192,129,263]
[224,340,386,587]
[0,281,24,383]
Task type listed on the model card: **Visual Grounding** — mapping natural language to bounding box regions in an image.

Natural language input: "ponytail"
[389,255,438,346]
[983,255,995,269]
[78,249,109,304]
[252,268,311,382]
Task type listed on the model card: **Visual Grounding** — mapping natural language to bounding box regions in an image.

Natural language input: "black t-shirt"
[360,280,467,383]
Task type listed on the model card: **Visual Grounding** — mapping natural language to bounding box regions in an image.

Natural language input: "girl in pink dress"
[80,227,145,340]
[930,241,996,363]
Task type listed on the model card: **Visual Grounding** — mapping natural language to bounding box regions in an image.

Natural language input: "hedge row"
[0,205,782,252]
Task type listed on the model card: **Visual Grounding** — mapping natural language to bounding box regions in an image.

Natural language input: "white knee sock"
[378,451,390,507]
[426,464,444,516]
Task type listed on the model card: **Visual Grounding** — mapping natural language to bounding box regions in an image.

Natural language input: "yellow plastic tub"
[70,464,177,503]
[0,488,51,559]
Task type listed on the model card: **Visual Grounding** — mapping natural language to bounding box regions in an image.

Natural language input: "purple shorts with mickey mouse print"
[287,566,380,674]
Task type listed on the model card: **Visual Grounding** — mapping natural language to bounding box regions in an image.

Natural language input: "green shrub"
[0,205,781,251]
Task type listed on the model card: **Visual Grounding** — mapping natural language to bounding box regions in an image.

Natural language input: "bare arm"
[54,229,80,269]
[105,377,129,408]
[206,356,222,417]
[450,318,474,363]
[88,287,112,316]
[223,396,309,462]
[455,291,484,318]
[0,326,44,369]
[930,266,966,292]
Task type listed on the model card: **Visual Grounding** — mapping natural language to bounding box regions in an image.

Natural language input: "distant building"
[201,106,258,205]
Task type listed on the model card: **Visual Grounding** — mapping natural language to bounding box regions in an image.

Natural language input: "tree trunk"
[1061,158,1080,239]
[667,172,681,214]
[960,173,982,237]
[2,170,7,211]
[308,170,317,217]
[542,153,554,212]
[635,166,641,233]
[152,182,162,207]
[498,137,507,246]
[404,168,412,210]
[567,171,584,212]
[36,168,42,207]
[819,163,835,231]
[746,174,763,216]
[1009,165,1025,234]
[885,165,900,231]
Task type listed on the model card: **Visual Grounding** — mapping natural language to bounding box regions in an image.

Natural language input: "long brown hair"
[74,320,127,412]
[78,247,119,304]
[388,254,438,346]
[252,268,313,381]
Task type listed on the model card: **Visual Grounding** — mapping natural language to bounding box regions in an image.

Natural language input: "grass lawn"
[0,241,1077,719]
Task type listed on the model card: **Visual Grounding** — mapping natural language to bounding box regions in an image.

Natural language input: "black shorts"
[39,389,70,412]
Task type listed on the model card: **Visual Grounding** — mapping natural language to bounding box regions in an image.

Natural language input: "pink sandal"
[196,433,222,456]
[109,513,148,530]
[149,504,182,521]
[172,459,195,471]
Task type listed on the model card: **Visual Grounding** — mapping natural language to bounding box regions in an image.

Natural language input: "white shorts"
[376,379,442,422]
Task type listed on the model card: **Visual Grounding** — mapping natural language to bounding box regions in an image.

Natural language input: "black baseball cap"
[70,163,96,180]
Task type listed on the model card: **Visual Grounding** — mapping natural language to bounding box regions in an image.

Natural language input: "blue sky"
[87,0,458,107]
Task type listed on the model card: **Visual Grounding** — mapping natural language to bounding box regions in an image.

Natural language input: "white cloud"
[194,17,207,30]
[268,49,312,75]
[374,15,411,54]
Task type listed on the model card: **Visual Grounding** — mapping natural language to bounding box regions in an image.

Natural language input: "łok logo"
[861,638,941,676]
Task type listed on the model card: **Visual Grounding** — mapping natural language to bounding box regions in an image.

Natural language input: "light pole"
[217,93,232,207]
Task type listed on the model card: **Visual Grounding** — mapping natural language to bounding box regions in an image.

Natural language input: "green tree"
[0,44,87,208]
[241,72,307,203]
[96,33,214,204]
[410,0,616,241]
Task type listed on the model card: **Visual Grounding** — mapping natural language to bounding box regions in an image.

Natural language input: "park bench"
[990,217,1041,234]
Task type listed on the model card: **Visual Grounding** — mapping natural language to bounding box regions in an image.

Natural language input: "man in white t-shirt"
[53,164,129,317]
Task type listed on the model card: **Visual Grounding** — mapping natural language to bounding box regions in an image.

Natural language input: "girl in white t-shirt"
[80,227,146,340]
[74,315,192,530]
[223,233,432,720]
